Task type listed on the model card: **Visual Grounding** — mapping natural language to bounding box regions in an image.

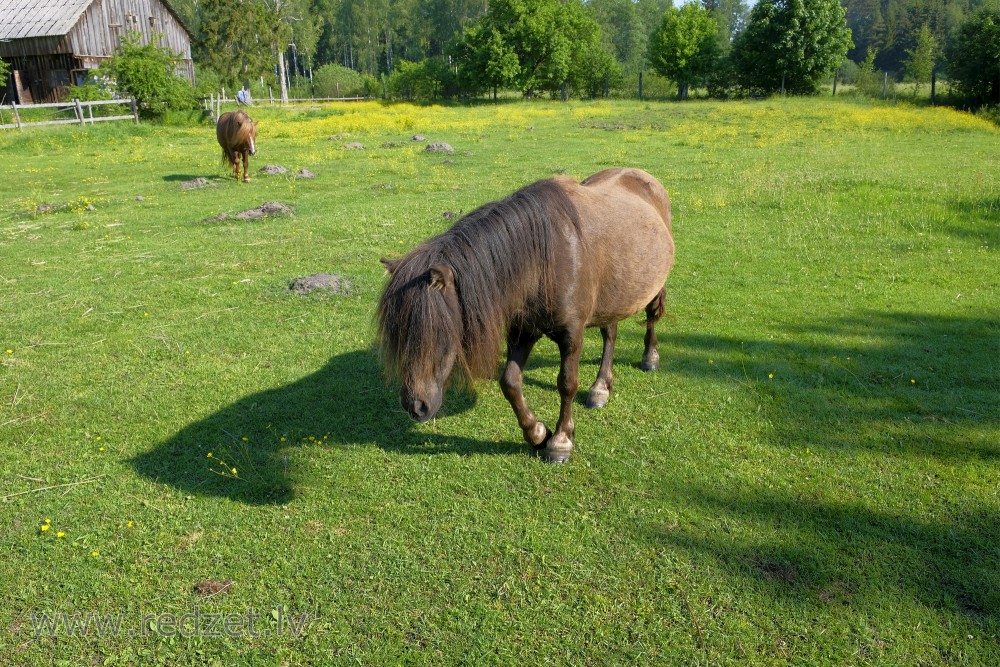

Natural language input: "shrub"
[99,31,197,116]
[312,63,366,98]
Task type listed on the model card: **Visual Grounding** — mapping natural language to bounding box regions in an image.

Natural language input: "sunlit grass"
[1,97,998,665]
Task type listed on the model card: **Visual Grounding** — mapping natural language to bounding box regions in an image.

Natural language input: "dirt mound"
[181,177,210,190]
[425,142,453,153]
[198,201,294,224]
[294,169,316,179]
[257,164,288,175]
[290,273,351,295]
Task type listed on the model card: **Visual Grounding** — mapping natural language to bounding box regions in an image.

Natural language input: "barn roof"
[0,0,95,40]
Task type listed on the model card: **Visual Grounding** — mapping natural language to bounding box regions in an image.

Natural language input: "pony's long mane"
[377,178,582,382]
[219,111,255,166]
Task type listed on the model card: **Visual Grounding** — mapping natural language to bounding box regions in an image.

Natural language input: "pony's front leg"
[541,328,584,463]
[241,151,251,183]
[500,331,549,449]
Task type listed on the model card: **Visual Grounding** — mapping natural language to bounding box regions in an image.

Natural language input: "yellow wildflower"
[91,551,100,557]
[41,525,50,532]
[56,532,65,538]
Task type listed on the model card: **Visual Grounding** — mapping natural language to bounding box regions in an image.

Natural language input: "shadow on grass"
[161,174,224,182]
[646,310,1000,623]
[944,197,1000,250]
[663,311,1000,461]
[643,481,1000,624]
[129,349,524,505]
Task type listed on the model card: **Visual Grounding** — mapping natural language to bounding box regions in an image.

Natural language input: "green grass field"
[1,97,998,665]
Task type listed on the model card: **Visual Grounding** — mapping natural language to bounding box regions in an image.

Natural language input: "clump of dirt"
[290,273,351,295]
[197,201,294,224]
[442,211,461,220]
[372,183,393,190]
[194,579,233,597]
[181,177,210,190]
[343,142,365,150]
[258,164,288,175]
[425,142,453,153]
[234,201,294,220]
[412,134,426,142]
[381,141,400,148]
[294,169,316,179]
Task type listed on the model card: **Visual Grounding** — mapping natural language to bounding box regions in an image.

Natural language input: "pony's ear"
[380,257,401,274]
[429,264,454,291]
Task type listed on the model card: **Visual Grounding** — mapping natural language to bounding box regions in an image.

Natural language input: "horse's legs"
[231,151,240,180]
[540,327,584,463]
[500,330,549,447]
[641,288,667,371]
[242,150,251,183]
[586,323,617,408]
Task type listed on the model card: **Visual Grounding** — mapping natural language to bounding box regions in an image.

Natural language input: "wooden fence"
[0,98,138,131]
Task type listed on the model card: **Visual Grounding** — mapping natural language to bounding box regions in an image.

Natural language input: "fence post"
[73,98,84,125]
[882,72,888,99]
[930,69,936,106]
[832,70,838,96]
[12,102,22,131]
[638,71,643,100]
[130,98,139,123]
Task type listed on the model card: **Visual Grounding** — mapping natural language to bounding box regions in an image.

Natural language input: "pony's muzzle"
[401,388,440,423]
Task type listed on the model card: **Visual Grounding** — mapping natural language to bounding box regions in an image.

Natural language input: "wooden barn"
[0,0,194,104]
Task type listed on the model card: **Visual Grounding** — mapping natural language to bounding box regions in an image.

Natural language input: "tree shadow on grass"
[943,197,1000,251]
[129,349,523,505]
[644,310,1000,624]
[641,481,1000,625]
[663,311,1000,462]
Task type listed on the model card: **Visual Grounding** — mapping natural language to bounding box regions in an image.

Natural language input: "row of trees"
[11,0,992,114]
[163,0,998,104]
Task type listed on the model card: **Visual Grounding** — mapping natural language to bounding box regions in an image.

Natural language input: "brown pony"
[216,110,257,182]
[377,168,674,463]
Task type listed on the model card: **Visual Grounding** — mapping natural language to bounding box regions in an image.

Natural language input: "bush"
[386,58,458,102]
[100,31,197,116]
[312,63,366,98]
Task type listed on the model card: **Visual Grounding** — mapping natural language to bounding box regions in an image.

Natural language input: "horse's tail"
[645,288,666,324]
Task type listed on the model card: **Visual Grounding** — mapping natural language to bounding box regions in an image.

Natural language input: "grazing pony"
[216,110,257,183]
[377,168,674,463]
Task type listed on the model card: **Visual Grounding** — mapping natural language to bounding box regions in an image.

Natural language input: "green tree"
[0,58,9,89]
[702,0,749,53]
[201,0,274,86]
[99,32,196,115]
[946,6,1000,105]
[731,0,853,95]
[903,23,936,96]
[456,0,613,97]
[648,3,721,99]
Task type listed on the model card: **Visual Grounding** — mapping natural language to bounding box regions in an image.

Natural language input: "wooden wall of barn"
[0,0,194,104]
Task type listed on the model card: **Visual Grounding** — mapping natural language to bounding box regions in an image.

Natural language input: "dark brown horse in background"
[377,168,674,463]
[216,110,257,183]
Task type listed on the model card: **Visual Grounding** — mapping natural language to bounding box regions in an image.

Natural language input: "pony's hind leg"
[586,323,617,409]
[641,288,666,371]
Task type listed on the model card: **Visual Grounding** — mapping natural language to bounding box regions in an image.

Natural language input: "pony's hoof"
[242,178,252,183]
[535,432,573,463]
[640,350,660,372]
[586,385,610,409]
[525,422,550,447]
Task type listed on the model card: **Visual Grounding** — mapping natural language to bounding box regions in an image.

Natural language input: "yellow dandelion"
[768,373,774,379]
[231,468,238,475]
[708,359,714,365]
[4,350,11,354]
[241,437,248,442]
[41,524,50,532]
[56,531,65,538]
[99,447,105,452]
[279,437,286,443]
[91,551,100,557]
[95,436,102,441]
[45,518,51,524]
[911,379,916,384]
[207,452,213,458]
[127,521,133,528]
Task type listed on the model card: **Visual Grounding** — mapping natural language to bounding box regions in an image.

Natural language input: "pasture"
[1,98,998,665]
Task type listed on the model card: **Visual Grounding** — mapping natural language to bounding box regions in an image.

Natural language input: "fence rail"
[0,98,138,130]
